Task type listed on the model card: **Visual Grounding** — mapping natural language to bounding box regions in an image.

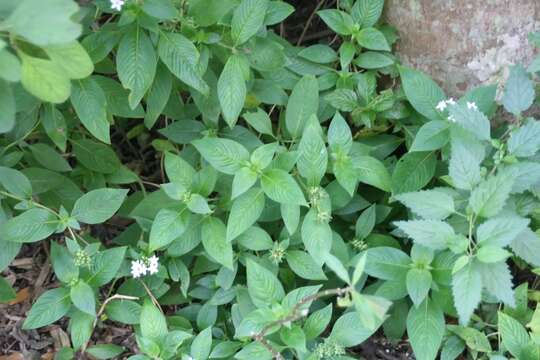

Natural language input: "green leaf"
[261,168,306,206]
[0,50,21,83]
[264,1,294,25]
[394,220,455,250]
[355,204,376,239]
[510,228,540,267]
[498,312,530,358]
[411,121,449,152]
[246,257,285,308]
[117,26,157,109]
[281,203,300,235]
[43,41,93,80]
[328,112,352,153]
[70,280,95,316]
[5,0,81,46]
[392,152,437,194]
[71,77,110,143]
[502,65,534,115]
[191,327,213,360]
[20,54,70,103]
[330,311,382,347]
[507,118,540,158]
[364,246,411,281]
[448,103,491,141]
[317,9,354,35]
[0,166,32,197]
[286,250,327,281]
[218,54,247,127]
[144,63,172,128]
[399,66,445,121]
[141,0,179,19]
[301,209,332,263]
[41,105,67,151]
[231,0,269,46]
[448,135,484,190]
[140,300,168,341]
[469,172,513,218]
[352,155,392,192]
[86,247,126,287]
[232,167,258,199]
[406,269,432,307]
[354,51,394,69]
[149,208,190,252]
[0,80,15,133]
[395,190,455,220]
[86,344,124,359]
[72,139,121,174]
[407,299,445,360]
[447,325,491,353]
[29,143,71,172]
[285,75,319,139]
[226,188,265,242]
[303,304,332,339]
[193,137,249,175]
[326,89,358,111]
[476,245,511,263]
[298,44,337,64]
[440,336,465,360]
[297,117,327,185]
[0,208,57,243]
[476,216,529,247]
[0,276,16,303]
[355,27,390,51]
[201,217,234,269]
[72,188,128,224]
[452,259,482,324]
[105,300,141,325]
[478,261,515,306]
[243,108,274,137]
[351,0,384,27]
[22,287,71,329]
[51,242,78,283]
[158,31,208,95]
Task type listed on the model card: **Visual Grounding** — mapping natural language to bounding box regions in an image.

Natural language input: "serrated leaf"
[297,117,327,186]
[448,103,491,141]
[511,228,540,267]
[406,269,432,307]
[498,311,529,358]
[452,259,482,324]
[502,65,534,115]
[394,220,455,250]
[352,155,392,192]
[330,311,382,347]
[355,27,390,51]
[286,250,327,281]
[448,134,484,190]
[301,209,332,263]
[507,118,540,158]
[351,0,384,27]
[476,216,530,247]
[478,261,515,307]
[469,172,513,218]
[395,189,455,220]
[317,9,354,35]
[364,247,411,281]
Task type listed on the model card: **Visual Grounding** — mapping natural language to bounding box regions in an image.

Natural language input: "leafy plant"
[1,0,540,359]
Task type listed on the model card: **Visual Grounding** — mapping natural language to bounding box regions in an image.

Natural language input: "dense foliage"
[1,0,540,359]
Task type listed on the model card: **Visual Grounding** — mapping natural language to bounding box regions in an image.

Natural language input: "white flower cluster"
[110,0,125,11]
[435,98,478,123]
[131,255,159,278]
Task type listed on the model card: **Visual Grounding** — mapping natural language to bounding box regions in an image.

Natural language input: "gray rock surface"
[384,0,540,95]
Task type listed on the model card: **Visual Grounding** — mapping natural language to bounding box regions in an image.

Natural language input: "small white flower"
[110,0,125,11]
[446,98,456,105]
[301,309,309,316]
[436,100,447,111]
[447,115,456,123]
[467,101,478,111]
[131,260,147,278]
[147,255,159,275]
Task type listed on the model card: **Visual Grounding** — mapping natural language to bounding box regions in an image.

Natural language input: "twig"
[296,0,327,46]
[81,294,139,353]
[251,287,352,359]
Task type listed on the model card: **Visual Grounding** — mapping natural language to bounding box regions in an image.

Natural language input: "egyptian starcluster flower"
[110,0,125,11]
[131,255,159,278]
[436,98,478,123]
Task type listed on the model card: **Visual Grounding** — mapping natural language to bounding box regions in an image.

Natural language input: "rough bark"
[384,0,540,95]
